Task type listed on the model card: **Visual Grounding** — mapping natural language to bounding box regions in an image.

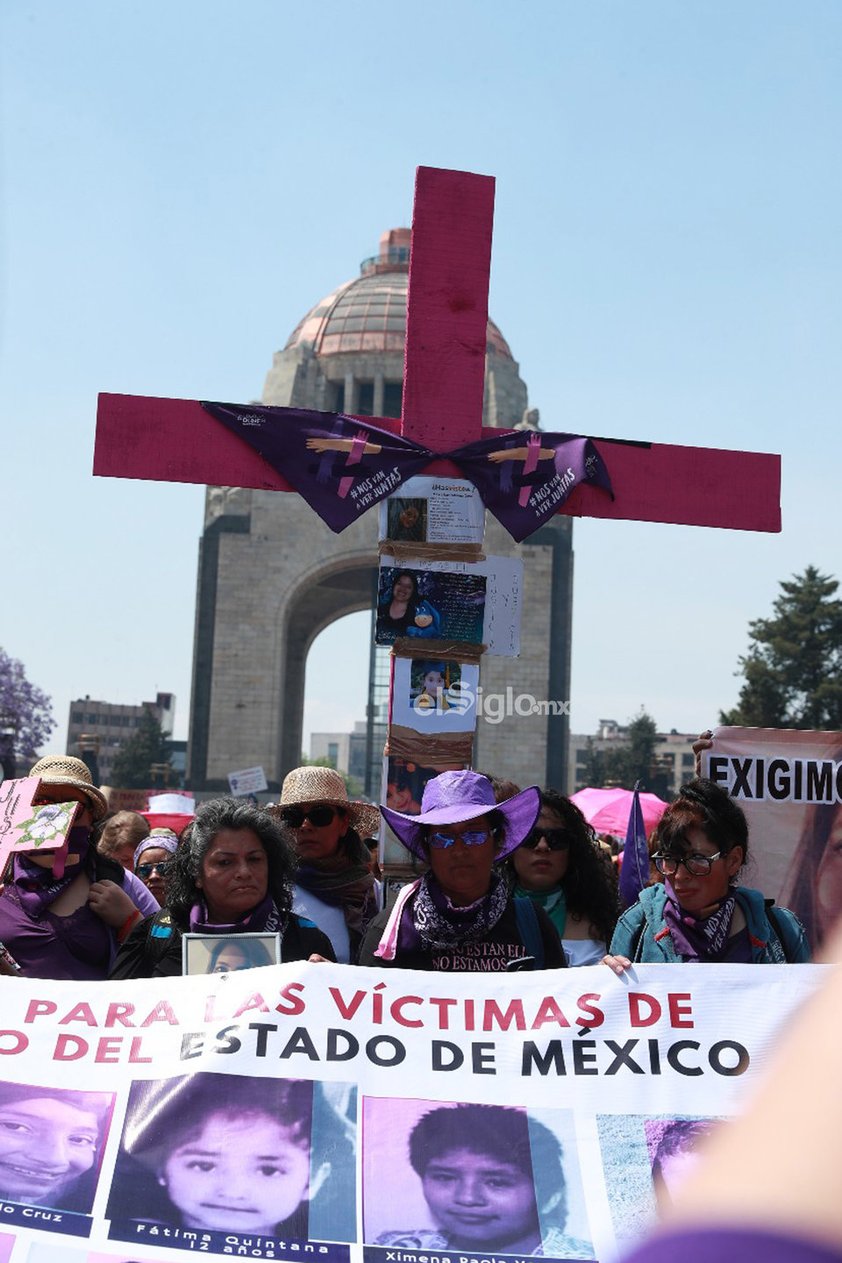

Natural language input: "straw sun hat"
[28,754,108,821]
[279,765,381,840]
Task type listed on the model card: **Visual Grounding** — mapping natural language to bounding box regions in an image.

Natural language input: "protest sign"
[377,556,523,656]
[702,725,842,951]
[228,767,269,797]
[0,961,822,1263]
[0,777,82,877]
[380,477,485,547]
[389,658,479,735]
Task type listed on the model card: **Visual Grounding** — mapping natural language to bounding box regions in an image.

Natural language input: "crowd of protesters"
[0,749,824,1263]
[0,751,812,978]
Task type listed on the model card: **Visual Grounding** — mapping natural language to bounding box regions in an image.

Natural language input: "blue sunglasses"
[427,829,490,850]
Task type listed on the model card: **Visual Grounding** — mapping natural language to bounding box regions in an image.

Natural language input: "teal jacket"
[609,884,810,963]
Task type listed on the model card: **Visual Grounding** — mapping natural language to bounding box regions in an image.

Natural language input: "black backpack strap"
[513,897,545,969]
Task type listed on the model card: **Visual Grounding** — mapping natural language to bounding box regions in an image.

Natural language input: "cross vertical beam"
[401,167,495,450]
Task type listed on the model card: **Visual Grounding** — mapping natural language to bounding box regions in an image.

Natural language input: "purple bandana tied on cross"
[202,403,433,533]
[202,402,614,543]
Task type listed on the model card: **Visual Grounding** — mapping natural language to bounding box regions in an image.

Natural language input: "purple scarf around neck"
[12,828,92,916]
[188,893,284,936]
[663,884,737,961]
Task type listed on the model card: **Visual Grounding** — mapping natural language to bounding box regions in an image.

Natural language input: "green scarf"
[514,882,567,938]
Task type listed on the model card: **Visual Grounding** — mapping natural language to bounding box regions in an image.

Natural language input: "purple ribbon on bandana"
[201,402,614,543]
[452,431,614,541]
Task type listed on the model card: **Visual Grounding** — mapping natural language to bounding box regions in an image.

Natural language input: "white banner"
[0,962,824,1263]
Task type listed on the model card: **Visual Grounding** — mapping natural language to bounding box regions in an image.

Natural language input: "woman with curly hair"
[508,789,618,966]
[109,797,333,978]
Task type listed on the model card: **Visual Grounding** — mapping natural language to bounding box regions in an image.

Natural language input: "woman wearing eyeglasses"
[110,797,334,978]
[358,771,566,971]
[603,778,810,972]
[275,767,382,963]
[509,790,618,966]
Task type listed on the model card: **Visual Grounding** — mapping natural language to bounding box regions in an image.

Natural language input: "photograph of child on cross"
[410,659,460,713]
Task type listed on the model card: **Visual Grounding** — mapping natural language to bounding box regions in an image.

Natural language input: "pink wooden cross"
[94,166,780,533]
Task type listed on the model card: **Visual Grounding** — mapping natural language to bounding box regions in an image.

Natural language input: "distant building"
[568,718,697,798]
[310,703,389,791]
[309,731,351,776]
[66,692,176,786]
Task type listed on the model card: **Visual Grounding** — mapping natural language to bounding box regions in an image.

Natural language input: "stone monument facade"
[187,230,573,794]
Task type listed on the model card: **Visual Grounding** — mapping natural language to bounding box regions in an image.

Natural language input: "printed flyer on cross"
[0,961,821,1263]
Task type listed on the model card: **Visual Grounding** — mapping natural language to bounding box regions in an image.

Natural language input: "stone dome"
[284,227,514,361]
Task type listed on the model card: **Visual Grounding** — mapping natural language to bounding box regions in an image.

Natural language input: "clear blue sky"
[2,1,840,756]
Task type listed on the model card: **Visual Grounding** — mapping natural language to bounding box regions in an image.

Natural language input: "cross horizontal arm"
[94,394,780,532]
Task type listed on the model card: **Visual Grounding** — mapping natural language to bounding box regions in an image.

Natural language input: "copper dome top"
[284,228,514,360]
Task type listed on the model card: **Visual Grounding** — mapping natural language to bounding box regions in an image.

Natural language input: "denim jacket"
[609,883,810,963]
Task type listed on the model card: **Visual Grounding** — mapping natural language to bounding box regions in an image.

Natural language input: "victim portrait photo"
[363,1097,594,1259]
[376,566,487,646]
[181,931,281,975]
[386,496,428,543]
[106,1073,357,1242]
[0,1081,114,1215]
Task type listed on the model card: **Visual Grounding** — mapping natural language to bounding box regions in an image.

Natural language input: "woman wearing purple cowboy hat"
[358,771,566,971]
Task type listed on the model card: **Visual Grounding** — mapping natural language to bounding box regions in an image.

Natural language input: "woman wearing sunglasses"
[603,778,810,972]
[276,767,382,963]
[359,771,565,971]
[110,798,334,978]
[133,829,179,904]
[509,790,618,966]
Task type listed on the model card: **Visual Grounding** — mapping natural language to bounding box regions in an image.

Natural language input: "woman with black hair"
[276,766,381,963]
[509,789,618,966]
[0,755,158,980]
[109,797,334,978]
[377,570,441,641]
[604,778,810,970]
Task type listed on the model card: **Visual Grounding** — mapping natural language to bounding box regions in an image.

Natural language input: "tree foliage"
[110,711,171,789]
[720,566,842,729]
[0,648,55,776]
[580,711,661,791]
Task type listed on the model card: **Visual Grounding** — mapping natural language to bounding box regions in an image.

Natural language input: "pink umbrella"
[570,786,668,837]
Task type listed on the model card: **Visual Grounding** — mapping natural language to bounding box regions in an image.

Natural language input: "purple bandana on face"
[13,827,92,915]
[201,403,434,533]
[452,432,614,542]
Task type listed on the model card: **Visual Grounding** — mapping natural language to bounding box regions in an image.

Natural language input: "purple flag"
[619,780,650,910]
[452,431,614,542]
[201,402,433,534]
